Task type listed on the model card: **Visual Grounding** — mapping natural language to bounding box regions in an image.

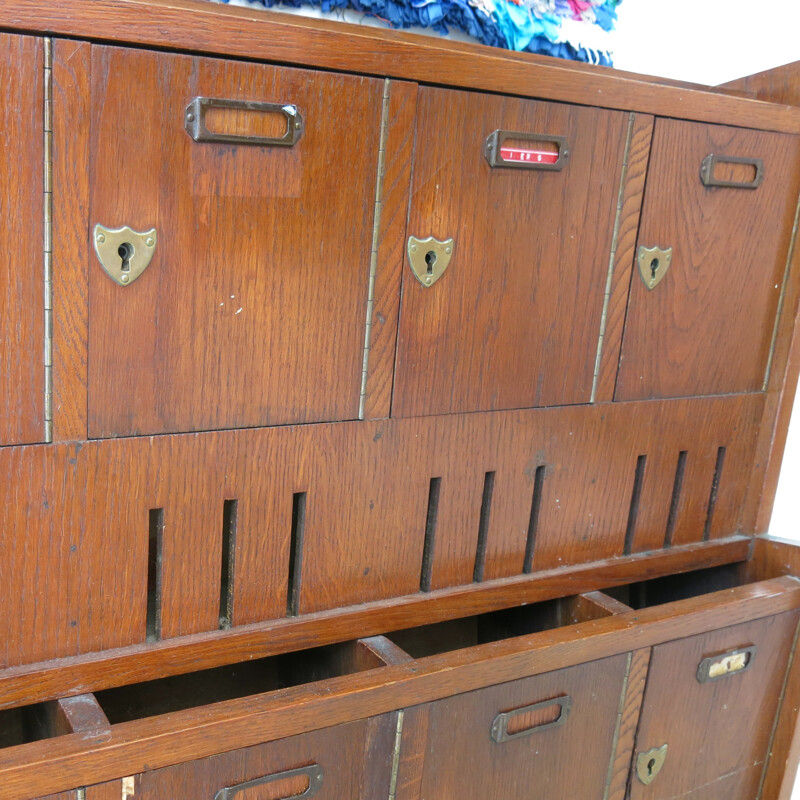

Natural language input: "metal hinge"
[43,37,53,442]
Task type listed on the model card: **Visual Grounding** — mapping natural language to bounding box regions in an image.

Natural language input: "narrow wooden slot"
[473,471,496,583]
[703,446,727,541]
[219,499,238,630]
[420,477,441,593]
[623,456,647,556]
[146,508,164,642]
[523,465,546,574]
[664,450,688,548]
[287,492,307,617]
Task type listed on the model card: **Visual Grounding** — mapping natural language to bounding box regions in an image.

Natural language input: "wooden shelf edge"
[1,570,799,800]
[0,536,751,710]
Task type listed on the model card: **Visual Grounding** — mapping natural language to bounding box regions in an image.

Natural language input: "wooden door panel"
[629,611,800,799]
[393,87,629,418]
[129,715,396,799]
[0,34,45,445]
[616,119,800,401]
[88,46,383,438]
[411,654,628,799]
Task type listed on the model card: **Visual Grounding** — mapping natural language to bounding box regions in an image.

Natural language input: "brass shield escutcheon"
[638,245,672,290]
[408,236,454,287]
[636,744,668,785]
[94,224,158,286]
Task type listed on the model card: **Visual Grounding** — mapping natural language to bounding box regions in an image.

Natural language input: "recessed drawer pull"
[696,646,757,683]
[490,695,571,743]
[185,97,304,147]
[700,153,764,189]
[213,764,323,799]
[484,130,569,171]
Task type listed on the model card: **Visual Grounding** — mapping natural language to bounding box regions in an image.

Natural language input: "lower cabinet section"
[400,656,628,800]
[9,561,800,800]
[630,613,798,799]
[120,716,397,799]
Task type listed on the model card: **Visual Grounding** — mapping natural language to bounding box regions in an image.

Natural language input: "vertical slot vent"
[146,508,164,642]
[420,478,441,593]
[219,499,238,629]
[664,450,687,548]
[623,455,647,556]
[473,472,496,583]
[703,447,727,542]
[287,492,307,617]
[523,466,546,574]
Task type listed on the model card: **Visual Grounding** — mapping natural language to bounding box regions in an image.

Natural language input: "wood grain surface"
[0,33,44,446]
[0,536,750,713]
[722,62,800,108]
[616,119,800,401]
[360,80,417,420]
[0,394,763,668]
[51,40,90,442]
[408,655,628,799]
[393,87,629,416]
[630,611,800,799]
[1,0,799,135]
[88,46,383,437]
[3,577,800,799]
[593,113,654,402]
[606,648,651,800]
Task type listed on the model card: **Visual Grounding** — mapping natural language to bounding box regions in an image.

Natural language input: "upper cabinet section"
[392,87,630,418]
[616,119,800,402]
[87,47,383,438]
[0,34,45,446]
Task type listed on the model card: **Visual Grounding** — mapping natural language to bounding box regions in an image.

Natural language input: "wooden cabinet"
[2,3,800,800]
[408,657,627,799]
[126,716,397,799]
[88,46,383,438]
[393,88,629,417]
[0,33,45,446]
[616,119,800,401]
[630,612,799,799]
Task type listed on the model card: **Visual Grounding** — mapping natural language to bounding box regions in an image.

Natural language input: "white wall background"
[613,3,800,794]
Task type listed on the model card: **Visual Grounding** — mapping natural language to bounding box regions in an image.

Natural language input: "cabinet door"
[629,611,799,799]
[88,47,383,438]
[0,34,45,445]
[393,88,629,418]
[125,715,396,799]
[409,654,628,799]
[616,119,800,401]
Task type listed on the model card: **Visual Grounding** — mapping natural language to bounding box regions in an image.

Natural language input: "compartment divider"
[357,636,413,667]
[52,694,110,737]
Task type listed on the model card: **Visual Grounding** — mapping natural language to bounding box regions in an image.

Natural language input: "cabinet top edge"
[2,0,800,134]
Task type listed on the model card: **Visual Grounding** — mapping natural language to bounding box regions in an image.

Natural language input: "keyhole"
[647,758,656,776]
[118,242,134,273]
[650,257,659,280]
[425,250,437,276]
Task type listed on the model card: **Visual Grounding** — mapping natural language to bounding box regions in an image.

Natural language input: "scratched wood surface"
[88,46,383,438]
[393,87,629,417]
[0,33,44,446]
[616,119,800,401]
[0,394,762,667]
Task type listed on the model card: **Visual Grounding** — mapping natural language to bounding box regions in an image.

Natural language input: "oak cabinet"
[616,119,800,401]
[87,46,383,438]
[393,87,629,417]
